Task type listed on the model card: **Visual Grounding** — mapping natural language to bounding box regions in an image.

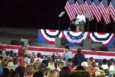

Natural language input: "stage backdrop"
[38,29,115,47]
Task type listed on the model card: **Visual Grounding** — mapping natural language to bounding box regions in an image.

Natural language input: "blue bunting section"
[38,29,115,47]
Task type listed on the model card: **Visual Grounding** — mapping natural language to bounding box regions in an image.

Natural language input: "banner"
[38,29,114,47]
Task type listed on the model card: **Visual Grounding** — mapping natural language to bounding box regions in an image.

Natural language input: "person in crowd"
[75,10,86,32]
[90,61,99,76]
[66,58,73,67]
[52,53,57,62]
[108,59,115,76]
[9,70,20,77]
[88,57,94,67]
[11,58,18,70]
[38,63,47,77]
[56,53,62,62]
[18,57,26,67]
[0,66,3,77]
[7,58,14,70]
[18,45,28,58]
[42,60,48,67]
[30,58,35,65]
[6,51,10,58]
[47,70,59,77]
[1,67,10,77]
[73,48,85,65]
[58,61,66,70]
[24,65,34,77]
[59,66,71,77]
[62,46,73,62]
[101,59,108,70]
[34,52,43,63]
[54,61,60,71]
[98,59,103,67]
[2,49,7,59]
[24,54,30,65]
[32,52,36,58]
[33,71,44,77]
[74,66,90,77]
[9,50,14,57]
[15,66,25,77]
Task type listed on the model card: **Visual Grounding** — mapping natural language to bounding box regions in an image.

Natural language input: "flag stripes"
[64,0,115,24]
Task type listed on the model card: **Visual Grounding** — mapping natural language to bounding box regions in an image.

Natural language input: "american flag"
[64,0,76,20]
[98,0,111,24]
[90,0,101,22]
[108,0,115,22]
[73,0,81,15]
[77,0,85,13]
[84,0,94,20]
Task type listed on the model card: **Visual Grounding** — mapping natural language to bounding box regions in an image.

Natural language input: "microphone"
[58,11,65,18]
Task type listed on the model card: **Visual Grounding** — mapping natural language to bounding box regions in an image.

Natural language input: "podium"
[72,20,85,32]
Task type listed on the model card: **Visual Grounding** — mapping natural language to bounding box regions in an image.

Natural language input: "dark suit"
[73,53,85,65]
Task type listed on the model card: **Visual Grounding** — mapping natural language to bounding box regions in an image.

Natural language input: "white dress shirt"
[77,14,86,23]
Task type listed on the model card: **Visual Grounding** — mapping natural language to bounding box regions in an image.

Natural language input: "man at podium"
[75,10,86,32]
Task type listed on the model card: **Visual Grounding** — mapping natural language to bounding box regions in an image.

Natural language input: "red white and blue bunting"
[38,29,114,47]
[40,29,63,43]
[89,32,114,45]
[63,31,88,44]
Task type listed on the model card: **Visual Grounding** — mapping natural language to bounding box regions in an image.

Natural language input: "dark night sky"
[0,0,114,32]
[0,0,69,29]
